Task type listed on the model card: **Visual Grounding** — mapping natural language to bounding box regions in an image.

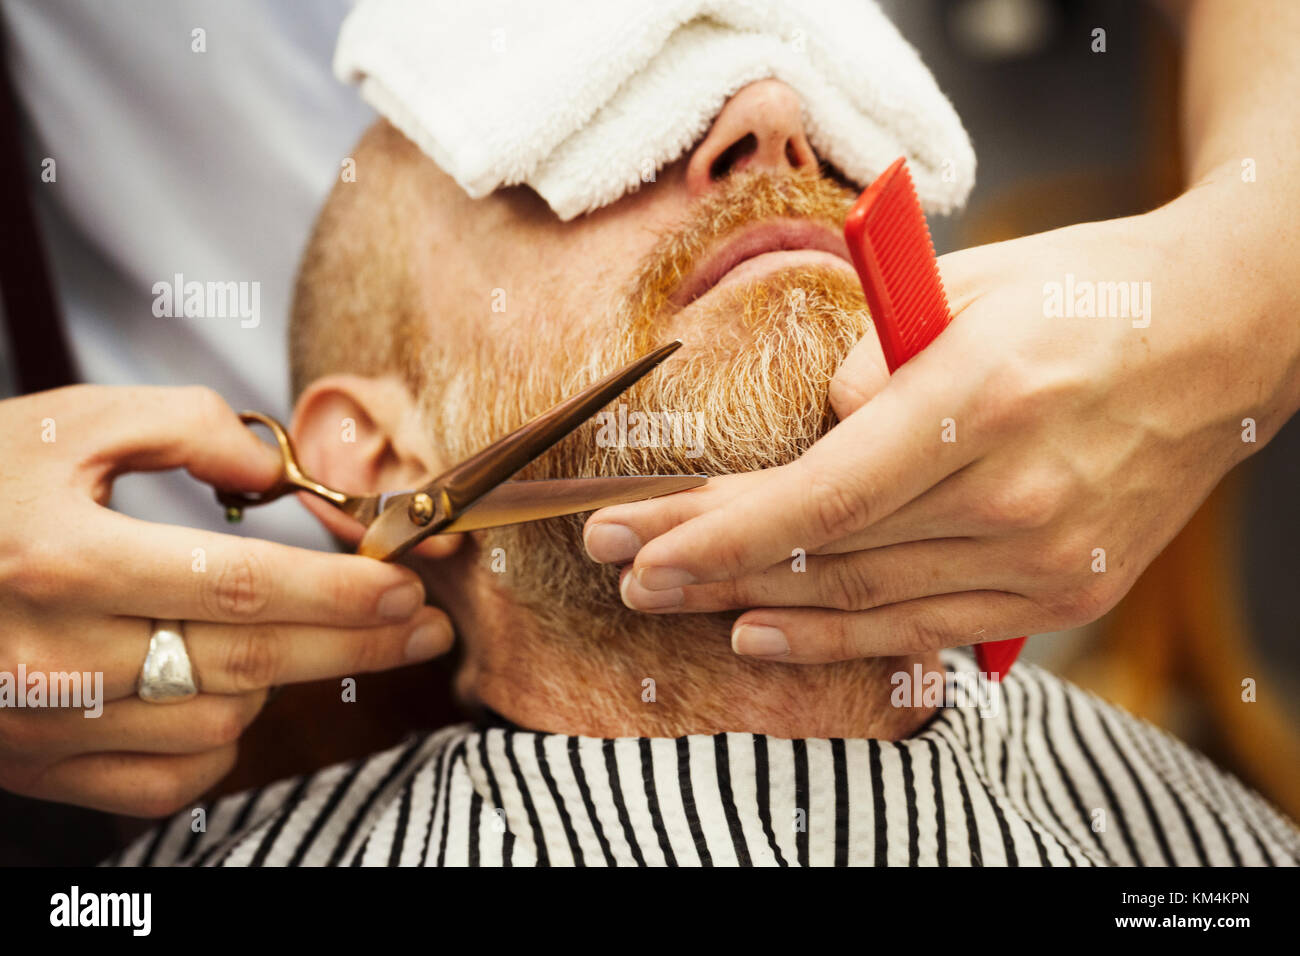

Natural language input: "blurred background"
[0,0,1296,864]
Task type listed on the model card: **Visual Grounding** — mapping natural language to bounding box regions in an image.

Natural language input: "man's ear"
[290,374,461,559]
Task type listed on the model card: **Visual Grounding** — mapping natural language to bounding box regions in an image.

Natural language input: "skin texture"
[587,0,1300,663]
[0,384,450,816]
[291,86,943,740]
[3,0,1295,812]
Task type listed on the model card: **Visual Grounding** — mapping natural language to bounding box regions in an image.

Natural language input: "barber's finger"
[619,538,1001,613]
[71,385,284,495]
[84,510,426,627]
[628,350,982,590]
[590,465,993,564]
[584,473,762,563]
[808,455,1070,555]
[56,608,447,701]
[180,605,453,695]
[727,591,1045,662]
[798,463,990,555]
[31,744,240,818]
[15,691,266,760]
[828,333,891,421]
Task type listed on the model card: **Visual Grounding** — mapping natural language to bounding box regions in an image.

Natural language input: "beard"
[412,168,870,640]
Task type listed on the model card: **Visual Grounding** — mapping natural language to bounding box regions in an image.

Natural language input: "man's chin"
[596,265,872,476]
[426,264,871,630]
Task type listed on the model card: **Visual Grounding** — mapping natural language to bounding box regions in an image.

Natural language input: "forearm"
[1179,1,1300,187]
[1161,1,1300,422]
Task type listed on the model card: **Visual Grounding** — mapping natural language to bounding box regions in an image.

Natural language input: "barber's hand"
[0,385,455,816]
[584,190,1297,662]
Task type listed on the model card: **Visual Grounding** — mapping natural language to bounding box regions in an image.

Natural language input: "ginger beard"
[413,168,871,645]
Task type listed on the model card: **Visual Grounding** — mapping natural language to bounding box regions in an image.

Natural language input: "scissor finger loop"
[218,412,377,523]
[214,342,703,560]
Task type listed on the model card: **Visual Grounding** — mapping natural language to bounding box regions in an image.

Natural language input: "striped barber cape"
[110,654,1299,867]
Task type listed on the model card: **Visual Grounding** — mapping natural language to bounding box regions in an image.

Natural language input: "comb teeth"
[844,158,1026,680]
[843,158,951,372]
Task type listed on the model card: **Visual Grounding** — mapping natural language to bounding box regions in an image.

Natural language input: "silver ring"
[137,620,199,703]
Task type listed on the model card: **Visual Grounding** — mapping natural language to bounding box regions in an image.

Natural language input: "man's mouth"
[670,219,855,309]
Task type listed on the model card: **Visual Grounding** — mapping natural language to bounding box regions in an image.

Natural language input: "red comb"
[844,157,1026,680]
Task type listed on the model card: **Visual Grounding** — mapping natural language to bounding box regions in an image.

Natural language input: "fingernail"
[378,582,424,620]
[585,523,641,564]
[620,572,684,611]
[404,623,447,661]
[635,566,696,590]
[732,624,790,658]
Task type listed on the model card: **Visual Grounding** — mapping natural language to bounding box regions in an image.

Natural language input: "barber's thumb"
[828,335,891,421]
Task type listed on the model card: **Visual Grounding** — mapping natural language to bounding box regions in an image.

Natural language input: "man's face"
[413,161,870,467]
[397,80,883,626]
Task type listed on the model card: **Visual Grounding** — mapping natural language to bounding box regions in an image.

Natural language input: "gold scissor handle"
[217,412,380,525]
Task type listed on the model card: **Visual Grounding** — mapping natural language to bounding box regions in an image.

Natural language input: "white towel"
[335,0,976,221]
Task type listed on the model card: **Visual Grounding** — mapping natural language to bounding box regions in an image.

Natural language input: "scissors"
[216,341,705,561]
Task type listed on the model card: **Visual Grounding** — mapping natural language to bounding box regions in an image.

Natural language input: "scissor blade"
[358,341,683,560]
[436,340,684,514]
[441,475,706,532]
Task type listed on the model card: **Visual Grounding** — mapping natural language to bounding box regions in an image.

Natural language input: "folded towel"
[335,0,975,220]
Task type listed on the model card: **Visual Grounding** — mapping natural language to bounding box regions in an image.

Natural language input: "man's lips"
[670,220,854,308]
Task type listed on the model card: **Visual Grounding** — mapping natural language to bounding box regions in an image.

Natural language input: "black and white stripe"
[109,656,1300,867]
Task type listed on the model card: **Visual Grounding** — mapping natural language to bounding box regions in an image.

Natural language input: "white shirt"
[3,0,373,546]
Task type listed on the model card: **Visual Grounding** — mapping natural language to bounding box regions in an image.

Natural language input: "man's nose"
[685,79,818,196]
